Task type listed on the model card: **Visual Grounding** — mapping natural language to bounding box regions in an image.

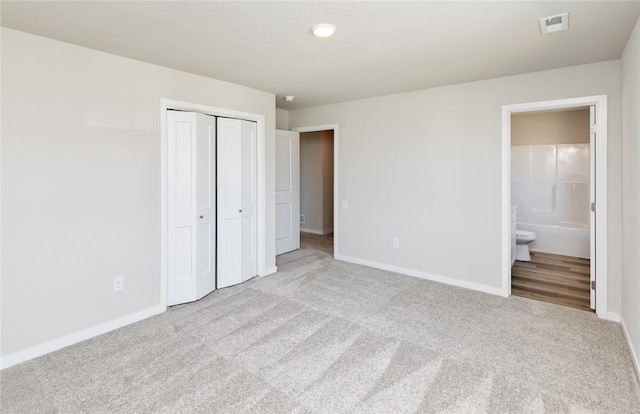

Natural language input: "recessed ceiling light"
[539,13,569,35]
[284,96,295,102]
[311,23,337,38]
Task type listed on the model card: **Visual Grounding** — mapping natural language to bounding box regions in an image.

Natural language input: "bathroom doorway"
[501,96,609,319]
[510,106,592,310]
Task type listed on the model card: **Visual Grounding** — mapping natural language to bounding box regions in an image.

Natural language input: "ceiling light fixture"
[284,96,295,102]
[311,23,337,38]
[539,13,569,35]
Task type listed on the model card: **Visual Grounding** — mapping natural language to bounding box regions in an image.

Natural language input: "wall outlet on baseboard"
[393,238,400,248]
[113,275,124,292]
[300,214,305,224]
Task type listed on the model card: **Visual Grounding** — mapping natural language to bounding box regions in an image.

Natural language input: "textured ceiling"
[2,1,640,109]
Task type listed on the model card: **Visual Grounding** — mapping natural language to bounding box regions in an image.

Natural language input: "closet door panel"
[217,118,243,288]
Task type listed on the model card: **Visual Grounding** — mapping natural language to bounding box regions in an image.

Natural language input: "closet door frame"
[160,98,268,309]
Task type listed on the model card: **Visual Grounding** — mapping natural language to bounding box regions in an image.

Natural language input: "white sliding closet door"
[217,118,258,288]
[167,111,216,306]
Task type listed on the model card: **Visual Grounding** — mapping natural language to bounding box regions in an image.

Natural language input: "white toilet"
[515,230,536,261]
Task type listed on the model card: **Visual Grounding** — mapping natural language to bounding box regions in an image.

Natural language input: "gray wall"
[621,16,640,378]
[1,28,276,359]
[289,60,622,312]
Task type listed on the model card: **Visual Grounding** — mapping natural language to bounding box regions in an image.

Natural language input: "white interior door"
[167,111,198,306]
[167,111,217,306]
[241,120,258,281]
[196,113,216,300]
[217,118,242,288]
[275,129,300,255]
[589,106,596,310]
[217,118,257,288]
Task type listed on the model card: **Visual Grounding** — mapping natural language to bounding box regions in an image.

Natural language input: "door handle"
[199,215,204,219]
[238,209,243,213]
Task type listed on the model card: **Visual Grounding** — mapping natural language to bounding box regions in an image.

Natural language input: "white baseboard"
[0,305,166,370]
[605,312,620,322]
[621,316,640,382]
[335,254,504,297]
[301,228,333,235]
[300,228,324,235]
[259,266,278,277]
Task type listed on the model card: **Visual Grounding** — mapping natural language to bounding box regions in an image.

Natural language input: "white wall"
[276,108,289,130]
[1,29,276,360]
[621,16,640,378]
[289,61,623,311]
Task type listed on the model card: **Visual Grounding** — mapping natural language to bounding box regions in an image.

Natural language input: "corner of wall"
[621,316,640,382]
[276,108,289,130]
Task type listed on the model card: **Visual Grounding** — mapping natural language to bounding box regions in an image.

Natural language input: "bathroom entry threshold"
[511,251,592,312]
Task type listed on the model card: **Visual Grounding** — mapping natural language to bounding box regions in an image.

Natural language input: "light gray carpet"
[2,233,639,413]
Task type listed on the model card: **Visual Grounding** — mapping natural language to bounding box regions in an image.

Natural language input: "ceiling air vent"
[539,12,569,35]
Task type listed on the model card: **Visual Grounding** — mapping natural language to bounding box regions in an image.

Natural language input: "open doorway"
[509,107,592,311]
[299,130,334,255]
[501,95,609,319]
[293,124,339,258]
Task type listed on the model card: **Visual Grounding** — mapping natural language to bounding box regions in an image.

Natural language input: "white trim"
[605,312,620,322]
[621,316,640,382]
[0,305,165,370]
[301,228,324,235]
[160,99,268,306]
[336,254,504,297]
[501,95,608,318]
[260,266,278,277]
[300,227,334,235]
[292,124,339,259]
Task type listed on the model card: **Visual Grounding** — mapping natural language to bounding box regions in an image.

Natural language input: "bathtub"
[517,222,590,259]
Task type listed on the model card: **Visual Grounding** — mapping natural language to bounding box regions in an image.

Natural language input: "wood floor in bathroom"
[511,251,592,312]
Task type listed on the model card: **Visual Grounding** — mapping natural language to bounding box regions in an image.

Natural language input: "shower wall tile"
[557,182,590,226]
[511,180,532,218]
[531,145,556,212]
[512,144,590,228]
[557,144,589,182]
[511,146,531,181]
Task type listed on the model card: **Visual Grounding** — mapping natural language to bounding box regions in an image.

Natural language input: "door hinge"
[591,280,596,290]
[591,124,597,134]
[591,202,596,212]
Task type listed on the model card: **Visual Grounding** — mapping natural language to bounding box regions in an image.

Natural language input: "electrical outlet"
[393,238,400,248]
[342,200,348,210]
[113,275,124,292]
[300,214,305,224]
